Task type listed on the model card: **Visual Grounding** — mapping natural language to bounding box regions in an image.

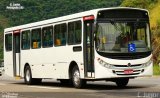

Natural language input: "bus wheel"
[72,66,85,88]
[24,66,34,85]
[115,78,129,87]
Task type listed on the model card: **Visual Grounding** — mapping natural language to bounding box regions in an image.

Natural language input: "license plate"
[124,69,133,74]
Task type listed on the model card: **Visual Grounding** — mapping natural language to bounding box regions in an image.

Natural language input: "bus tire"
[115,78,129,87]
[72,66,86,88]
[24,66,35,85]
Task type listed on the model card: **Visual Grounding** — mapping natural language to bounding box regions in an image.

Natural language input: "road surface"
[0,74,160,98]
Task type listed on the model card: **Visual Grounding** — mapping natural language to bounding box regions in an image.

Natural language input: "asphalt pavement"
[0,74,160,98]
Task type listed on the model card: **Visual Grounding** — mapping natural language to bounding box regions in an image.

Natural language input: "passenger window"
[31,28,41,49]
[5,34,12,51]
[42,26,53,48]
[68,22,74,44]
[68,21,81,45]
[75,21,82,44]
[21,30,30,50]
[54,23,66,46]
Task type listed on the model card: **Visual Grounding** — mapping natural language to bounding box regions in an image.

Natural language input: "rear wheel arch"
[23,63,42,85]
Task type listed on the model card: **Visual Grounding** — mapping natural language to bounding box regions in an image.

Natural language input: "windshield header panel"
[97,9,149,21]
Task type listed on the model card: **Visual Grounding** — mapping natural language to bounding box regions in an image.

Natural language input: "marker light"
[13,29,21,34]
[142,59,152,67]
[83,15,94,21]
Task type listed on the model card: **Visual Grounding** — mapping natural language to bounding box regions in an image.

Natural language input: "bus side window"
[42,26,53,48]
[54,23,66,46]
[75,21,82,44]
[68,22,74,44]
[31,28,41,49]
[54,25,60,46]
[5,34,12,51]
[61,24,66,45]
[68,20,81,45]
[21,30,30,50]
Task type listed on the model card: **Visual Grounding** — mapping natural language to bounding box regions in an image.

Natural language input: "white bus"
[4,7,153,88]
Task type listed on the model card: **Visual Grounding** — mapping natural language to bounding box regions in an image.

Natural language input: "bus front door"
[13,30,21,77]
[84,20,95,78]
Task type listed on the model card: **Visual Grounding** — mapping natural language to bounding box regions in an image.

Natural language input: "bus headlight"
[97,58,113,69]
[142,59,152,67]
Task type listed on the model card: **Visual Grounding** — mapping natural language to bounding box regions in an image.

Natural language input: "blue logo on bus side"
[128,43,136,52]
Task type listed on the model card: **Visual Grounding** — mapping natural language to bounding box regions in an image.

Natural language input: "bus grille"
[113,64,142,68]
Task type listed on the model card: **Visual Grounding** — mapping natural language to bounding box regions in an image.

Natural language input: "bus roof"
[4,7,148,33]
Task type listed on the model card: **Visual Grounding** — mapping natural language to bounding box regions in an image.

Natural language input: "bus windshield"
[96,21,151,53]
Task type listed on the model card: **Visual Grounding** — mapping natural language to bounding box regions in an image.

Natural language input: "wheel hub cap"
[26,70,30,82]
[73,70,80,85]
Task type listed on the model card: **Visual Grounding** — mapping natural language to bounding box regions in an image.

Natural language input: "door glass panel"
[13,33,20,76]
[15,35,20,53]
[84,21,94,76]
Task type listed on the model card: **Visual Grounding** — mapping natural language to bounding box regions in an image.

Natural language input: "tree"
[121,0,151,9]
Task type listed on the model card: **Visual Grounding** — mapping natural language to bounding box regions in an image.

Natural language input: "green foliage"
[121,0,157,9]
[0,15,9,60]
[153,64,160,75]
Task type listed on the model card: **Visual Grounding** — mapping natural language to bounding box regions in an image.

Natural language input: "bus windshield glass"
[96,21,151,53]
